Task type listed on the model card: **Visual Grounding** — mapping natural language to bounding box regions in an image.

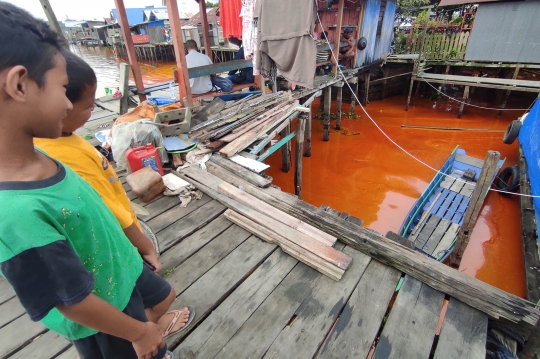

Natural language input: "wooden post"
[353,0,366,68]
[280,123,291,172]
[335,84,343,130]
[295,115,306,198]
[323,86,331,141]
[381,66,389,100]
[449,151,501,268]
[319,89,325,111]
[332,0,345,75]
[39,0,64,38]
[304,105,312,157]
[350,76,359,116]
[199,0,212,57]
[406,78,415,111]
[363,72,371,105]
[458,85,470,119]
[499,65,521,115]
[119,63,130,115]
[166,0,193,107]
[114,0,147,102]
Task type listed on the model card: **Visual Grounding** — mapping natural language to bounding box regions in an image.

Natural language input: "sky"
[4,0,209,21]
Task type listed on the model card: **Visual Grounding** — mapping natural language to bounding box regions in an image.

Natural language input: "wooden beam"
[323,86,331,141]
[295,115,306,198]
[118,63,130,115]
[449,151,500,267]
[39,0,63,38]
[363,72,371,105]
[304,105,312,157]
[332,0,345,75]
[179,165,540,327]
[199,0,212,57]
[281,123,291,172]
[335,86,343,130]
[458,85,470,118]
[499,65,521,115]
[166,0,193,107]
[208,156,272,188]
[114,0,147,102]
[350,76,359,115]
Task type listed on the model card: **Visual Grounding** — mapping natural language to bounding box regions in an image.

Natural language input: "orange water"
[266,94,530,298]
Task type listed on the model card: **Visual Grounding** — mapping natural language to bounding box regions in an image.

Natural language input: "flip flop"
[162,306,195,339]
[166,350,174,359]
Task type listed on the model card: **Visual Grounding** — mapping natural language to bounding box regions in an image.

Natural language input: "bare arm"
[123,223,162,272]
[57,293,164,359]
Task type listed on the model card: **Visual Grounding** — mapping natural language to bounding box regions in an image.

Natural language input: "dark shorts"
[73,265,172,359]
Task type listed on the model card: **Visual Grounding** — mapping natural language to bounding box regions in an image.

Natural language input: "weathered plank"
[175,249,298,359]
[433,299,487,359]
[54,346,77,359]
[0,296,25,329]
[414,214,441,249]
[449,178,466,193]
[9,330,70,359]
[455,153,484,170]
[460,182,475,198]
[0,315,46,359]
[147,195,213,234]
[158,215,233,275]
[209,155,272,188]
[165,236,277,348]
[0,278,15,305]
[263,246,371,359]
[432,223,460,259]
[137,195,182,222]
[318,261,402,359]
[423,219,451,255]
[372,276,445,359]
[386,231,414,249]
[156,200,227,251]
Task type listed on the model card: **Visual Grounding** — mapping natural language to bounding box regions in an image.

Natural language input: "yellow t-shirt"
[35,134,139,230]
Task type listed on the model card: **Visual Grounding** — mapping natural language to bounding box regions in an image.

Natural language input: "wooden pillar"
[449,151,501,268]
[363,72,371,105]
[458,86,470,119]
[499,65,521,115]
[114,0,147,102]
[405,78,415,111]
[166,0,193,107]
[304,105,312,157]
[381,66,389,100]
[335,84,343,130]
[39,0,64,39]
[323,86,332,141]
[295,115,307,199]
[319,89,325,111]
[350,76,359,115]
[332,0,345,75]
[280,123,291,172]
[118,63,130,115]
[199,0,212,57]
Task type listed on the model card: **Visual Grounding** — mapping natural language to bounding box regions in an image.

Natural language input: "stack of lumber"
[188,92,303,159]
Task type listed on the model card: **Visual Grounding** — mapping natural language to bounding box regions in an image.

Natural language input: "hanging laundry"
[220,0,243,39]
[240,0,256,59]
[255,0,317,88]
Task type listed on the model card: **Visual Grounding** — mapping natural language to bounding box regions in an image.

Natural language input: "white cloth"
[185,49,213,94]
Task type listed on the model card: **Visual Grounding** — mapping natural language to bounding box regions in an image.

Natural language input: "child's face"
[62,82,97,134]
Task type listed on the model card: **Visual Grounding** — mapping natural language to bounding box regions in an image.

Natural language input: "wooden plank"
[434,299,487,359]
[137,195,181,222]
[440,176,456,190]
[450,151,500,267]
[54,346,77,359]
[164,236,277,348]
[432,223,460,259]
[158,215,233,276]
[0,315,46,358]
[422,219,451,256]
[449,179,466,194]
[175,248,298,359]
[281,122,292,172]
[0,296,25,329]
[443,194,464,221]
[372,276,445,359]
[318,260,402,359]
[386,231,414,249]
[230,154,270,173]
[436,191,457,218]
[9,330,70,359]
[0,279,15,307]
[295,115,306,198]
[418,72,540,89]
[455,153,484,169]
[209,155,272,188]
[165,224,252,295]
[156,200,227,251]
[460,182,475,198]
[218,182,337,247]
[323,86,331,141]
[118,63,130,115]
[146,195,212,234]
[179,164,540,326]
[413,214,441,249]
[263,246,372,359]
[224,210,344,281]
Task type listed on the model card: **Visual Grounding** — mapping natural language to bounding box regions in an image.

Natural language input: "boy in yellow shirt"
[34,50,193,342]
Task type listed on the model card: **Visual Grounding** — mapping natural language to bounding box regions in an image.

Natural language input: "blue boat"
[398,146,505,261]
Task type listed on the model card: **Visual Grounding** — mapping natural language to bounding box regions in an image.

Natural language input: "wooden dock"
[0,163,493,359]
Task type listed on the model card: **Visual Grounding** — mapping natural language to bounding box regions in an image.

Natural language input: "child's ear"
[4,66,31,102]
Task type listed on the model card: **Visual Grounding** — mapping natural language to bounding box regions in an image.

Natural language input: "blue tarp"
[518,98,540,246]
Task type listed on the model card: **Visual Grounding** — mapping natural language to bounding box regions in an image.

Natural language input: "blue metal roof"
[111,7,167,26]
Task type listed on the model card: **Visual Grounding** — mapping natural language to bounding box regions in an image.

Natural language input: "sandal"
[162,306,195,339]
[165,350,174,359]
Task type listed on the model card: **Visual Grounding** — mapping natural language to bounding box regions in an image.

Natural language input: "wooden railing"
[404,32,470,60]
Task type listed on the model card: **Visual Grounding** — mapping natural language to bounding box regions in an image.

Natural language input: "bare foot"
[159,307,191,337]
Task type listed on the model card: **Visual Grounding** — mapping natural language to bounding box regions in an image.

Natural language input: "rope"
[314,6,540,199]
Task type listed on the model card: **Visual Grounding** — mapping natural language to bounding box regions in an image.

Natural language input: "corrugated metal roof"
[439,0,504,7]
[182,7,219,27]
[111,7,167,26]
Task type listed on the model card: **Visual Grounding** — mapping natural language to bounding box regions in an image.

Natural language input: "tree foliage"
[206,1,218,7]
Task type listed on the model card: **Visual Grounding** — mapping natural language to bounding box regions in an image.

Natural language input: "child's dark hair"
[62,50,96,103]
[0,2,65,87]
[321,31,329,41]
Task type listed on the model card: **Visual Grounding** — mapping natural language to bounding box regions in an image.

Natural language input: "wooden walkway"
[0,168,489,359]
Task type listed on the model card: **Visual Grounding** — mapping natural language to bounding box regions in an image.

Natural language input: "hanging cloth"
[240,0,256,59]
[220,0,243,39]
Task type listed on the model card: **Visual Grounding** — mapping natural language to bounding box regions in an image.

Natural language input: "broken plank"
[175,249,298,359]
[209,155,272,188]
[224,210,344,281]
[146,195,212,234]
[219,182,336,247]
[156,200,227,251]
[433,299,487,359]
[319,260,402,359]
[263,246,371,359]
[372,276,445,359]
[165,236,277,348]
[9,330,70,359]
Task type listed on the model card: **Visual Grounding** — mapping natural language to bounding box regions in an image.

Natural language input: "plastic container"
[126,143,164,175]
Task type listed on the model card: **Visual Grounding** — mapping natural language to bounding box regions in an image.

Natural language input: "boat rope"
[421,79,534,111]
[315,7,540,199]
